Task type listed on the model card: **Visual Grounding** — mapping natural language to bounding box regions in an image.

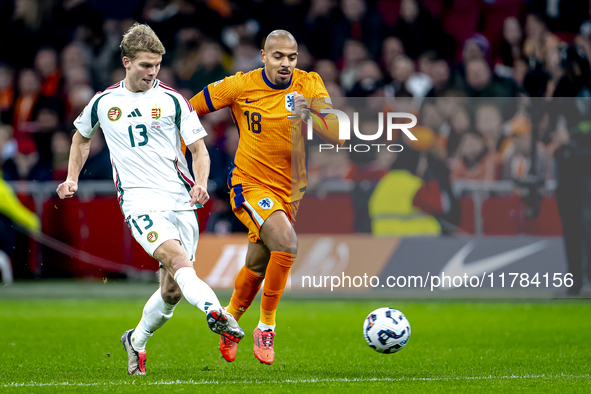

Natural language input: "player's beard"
[275,79,289,87]
[275,73,290,87]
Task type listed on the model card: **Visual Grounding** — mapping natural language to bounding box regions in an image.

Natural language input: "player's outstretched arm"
[187,139,210,207]
[56,131,92,199]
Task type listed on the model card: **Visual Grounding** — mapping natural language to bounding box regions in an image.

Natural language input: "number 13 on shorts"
[129,214,154,236]
[127,213,160,247]
[126,211,200,260]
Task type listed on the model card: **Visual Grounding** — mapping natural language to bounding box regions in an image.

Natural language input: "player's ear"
[260,49,265,64]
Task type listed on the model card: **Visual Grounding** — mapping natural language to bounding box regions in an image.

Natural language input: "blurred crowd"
[1,0,591,227]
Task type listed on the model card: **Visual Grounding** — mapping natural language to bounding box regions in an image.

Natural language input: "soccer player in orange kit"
[190,30,343,364]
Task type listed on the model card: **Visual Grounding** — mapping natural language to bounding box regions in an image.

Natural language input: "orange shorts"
[230,183,300,243]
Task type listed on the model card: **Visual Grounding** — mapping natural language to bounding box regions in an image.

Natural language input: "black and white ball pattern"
[363,307,411,354]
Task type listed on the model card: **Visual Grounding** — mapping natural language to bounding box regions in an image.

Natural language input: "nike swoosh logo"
[263,292,279,298]
[245,99,259,103]
[439,241,547,290]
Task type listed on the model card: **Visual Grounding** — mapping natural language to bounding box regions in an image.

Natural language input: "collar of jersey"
[120,79,159,95]
[261,68,292,90]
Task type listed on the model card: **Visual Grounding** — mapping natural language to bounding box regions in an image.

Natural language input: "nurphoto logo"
[306,109,417,153]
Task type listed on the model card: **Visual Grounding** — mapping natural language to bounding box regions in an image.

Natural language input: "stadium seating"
[442,0,481,60]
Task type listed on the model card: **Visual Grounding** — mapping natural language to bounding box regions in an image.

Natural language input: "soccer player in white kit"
[56,23,244,375]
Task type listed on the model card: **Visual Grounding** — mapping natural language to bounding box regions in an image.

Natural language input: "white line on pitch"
[3,374,590,388]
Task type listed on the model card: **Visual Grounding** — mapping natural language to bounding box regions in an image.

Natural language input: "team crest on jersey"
[258,197,274,210]
[77,109,84,120]
[151,105,161,120]
[108,107,122,121]
[147,231,158,243]
[285,92,295,113]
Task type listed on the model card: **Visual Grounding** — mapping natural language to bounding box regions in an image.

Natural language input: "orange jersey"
[190,68,340,202]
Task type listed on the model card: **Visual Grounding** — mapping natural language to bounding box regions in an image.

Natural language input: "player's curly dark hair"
[120,23,165,61]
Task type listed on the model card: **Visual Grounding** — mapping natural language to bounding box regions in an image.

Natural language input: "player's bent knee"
[245,258,268,276]
[158,254,192,276]
[274,234,298,254]
[153,240,192,272]
[169,256,192,275]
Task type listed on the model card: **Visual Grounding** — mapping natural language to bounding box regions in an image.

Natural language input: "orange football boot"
[219,334,239,362]
[253,327,275,365]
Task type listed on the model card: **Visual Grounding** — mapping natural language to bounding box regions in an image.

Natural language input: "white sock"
[257,321,276,331]
[174,267,221,314]
[131,289,176,351]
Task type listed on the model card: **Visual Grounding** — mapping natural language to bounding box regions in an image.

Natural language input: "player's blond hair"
[120,23,165,61]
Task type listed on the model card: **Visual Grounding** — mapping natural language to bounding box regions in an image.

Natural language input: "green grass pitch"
[1,282,590,393]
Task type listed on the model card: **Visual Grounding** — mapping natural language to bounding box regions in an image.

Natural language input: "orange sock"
[227,266,264,321]
[260,251,296,326]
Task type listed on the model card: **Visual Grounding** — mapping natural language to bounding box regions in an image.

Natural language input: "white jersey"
[74,79,207,217]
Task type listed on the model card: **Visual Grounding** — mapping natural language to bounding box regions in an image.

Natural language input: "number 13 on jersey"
[128,124,149,147]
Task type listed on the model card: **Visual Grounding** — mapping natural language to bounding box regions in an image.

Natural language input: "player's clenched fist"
[189,185,209,207]
[56,181,78,199]
[294,91,310,122]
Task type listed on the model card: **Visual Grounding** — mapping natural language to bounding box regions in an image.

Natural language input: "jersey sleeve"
[190,72,245,116]
[171,93,208,146]
[73,92,104,138]
[308,72,343,146]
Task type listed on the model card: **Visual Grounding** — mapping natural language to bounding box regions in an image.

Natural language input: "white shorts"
[126,210,199,263]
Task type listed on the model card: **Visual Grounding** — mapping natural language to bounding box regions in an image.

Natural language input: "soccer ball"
[363,307,411,354]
